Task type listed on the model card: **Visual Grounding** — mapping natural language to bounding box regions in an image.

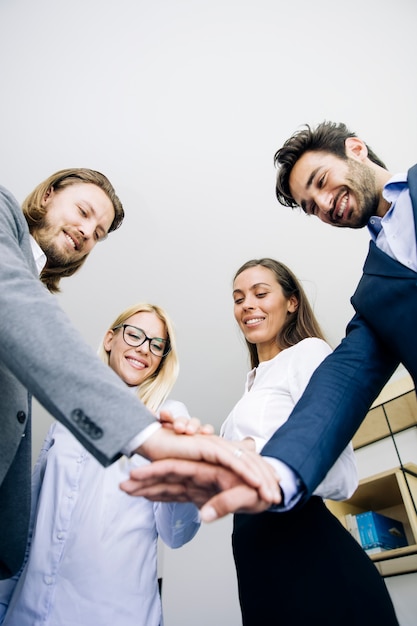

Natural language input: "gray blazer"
[0,185,156,578]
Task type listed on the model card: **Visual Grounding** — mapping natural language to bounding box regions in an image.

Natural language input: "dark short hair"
[274,121,387,208]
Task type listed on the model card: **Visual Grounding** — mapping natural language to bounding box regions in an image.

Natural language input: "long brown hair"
[233,258,326,368]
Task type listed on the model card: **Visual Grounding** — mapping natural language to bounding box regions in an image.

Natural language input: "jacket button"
[16,411,26,424]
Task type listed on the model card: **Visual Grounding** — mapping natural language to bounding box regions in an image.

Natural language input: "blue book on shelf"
[355,511,408,551]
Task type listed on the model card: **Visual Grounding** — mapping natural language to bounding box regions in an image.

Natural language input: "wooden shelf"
[353,375,417,449]
[327,375,417,577]
[326,463,417,576]
[374,546,417,577]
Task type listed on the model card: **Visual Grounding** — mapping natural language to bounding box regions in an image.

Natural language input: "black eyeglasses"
[113,324,171,357]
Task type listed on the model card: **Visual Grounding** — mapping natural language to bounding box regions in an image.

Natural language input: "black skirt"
[232,497,399,626]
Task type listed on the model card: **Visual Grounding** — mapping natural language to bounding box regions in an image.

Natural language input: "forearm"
[0,575,19,622]
[262,314,398,500]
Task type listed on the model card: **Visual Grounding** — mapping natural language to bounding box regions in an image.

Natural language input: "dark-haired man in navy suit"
[123,121,417,526]
[261,121,417,510]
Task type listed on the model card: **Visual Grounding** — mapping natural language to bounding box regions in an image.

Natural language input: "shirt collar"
[30,235,47,275]
[367,172,407,239]
[382,172,407,204]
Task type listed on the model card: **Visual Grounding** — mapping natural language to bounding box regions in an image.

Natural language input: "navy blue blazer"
[262,164,417,504]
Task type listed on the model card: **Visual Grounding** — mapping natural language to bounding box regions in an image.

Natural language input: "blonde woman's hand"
[159,409,215,435]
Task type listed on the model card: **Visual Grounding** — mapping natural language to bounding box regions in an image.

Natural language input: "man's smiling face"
[33,182,115,265]
[289,149,380,229]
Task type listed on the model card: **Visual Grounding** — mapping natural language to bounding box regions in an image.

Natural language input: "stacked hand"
[120,412,282,521]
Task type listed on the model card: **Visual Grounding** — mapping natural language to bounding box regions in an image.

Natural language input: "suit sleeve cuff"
[263,456,305,511]
[121,422,161,456]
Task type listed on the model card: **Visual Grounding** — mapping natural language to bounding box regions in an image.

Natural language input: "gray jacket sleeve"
[0,185,156,469]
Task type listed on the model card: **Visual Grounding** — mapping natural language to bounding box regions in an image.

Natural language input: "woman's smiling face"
[233,265,297,362]
[104,311,167,386]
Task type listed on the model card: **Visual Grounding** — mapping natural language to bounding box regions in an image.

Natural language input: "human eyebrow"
[95,226,108,241]
[306,167,321,190]
[152,337,167,345]
[232,288,245,304]
[299,167,321,213]
[82,202,109,240]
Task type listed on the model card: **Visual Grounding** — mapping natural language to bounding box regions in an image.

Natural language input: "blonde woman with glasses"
[0,303,202,626]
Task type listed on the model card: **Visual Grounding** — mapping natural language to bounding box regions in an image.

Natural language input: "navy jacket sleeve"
[261,312,398,503]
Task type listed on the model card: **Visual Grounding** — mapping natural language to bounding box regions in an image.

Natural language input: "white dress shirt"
[0,399,200,626]
[29,235,46,275]
[221,338,358,501]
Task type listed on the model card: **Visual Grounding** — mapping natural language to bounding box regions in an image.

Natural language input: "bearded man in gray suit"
[0,169,278,580]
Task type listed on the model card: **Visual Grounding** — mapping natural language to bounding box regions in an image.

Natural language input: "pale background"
[1,0,416,624]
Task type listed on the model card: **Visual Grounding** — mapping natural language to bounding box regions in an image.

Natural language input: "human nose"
[315,190,333,217]
[135,338,150,353]
[242,296,255,310]
[78,217,96,240]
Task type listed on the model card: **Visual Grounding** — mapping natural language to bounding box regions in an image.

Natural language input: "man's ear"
[345,137,368,162]
[41,186,54,206]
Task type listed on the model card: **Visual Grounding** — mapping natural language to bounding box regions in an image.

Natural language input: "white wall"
[1,1,417,624]
[162,516,242,626]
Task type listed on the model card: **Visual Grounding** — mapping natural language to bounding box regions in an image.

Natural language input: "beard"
[32,221,85,268]
[37,237,76,267]
[344,158,380,228]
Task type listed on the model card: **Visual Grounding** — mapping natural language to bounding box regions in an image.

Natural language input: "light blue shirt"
[268,171,417,510]
[0,399,200,626]
[368,172,417,271]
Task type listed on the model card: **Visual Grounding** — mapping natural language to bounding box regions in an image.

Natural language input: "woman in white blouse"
[0,303,201,626]
[221,258,398,626]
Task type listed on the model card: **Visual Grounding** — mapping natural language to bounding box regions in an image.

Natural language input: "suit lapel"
[363,241,417,278]
[407,163,417,241]
[362,164,417,279]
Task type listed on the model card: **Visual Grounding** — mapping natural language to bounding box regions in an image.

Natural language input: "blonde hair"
[98,302,179,413]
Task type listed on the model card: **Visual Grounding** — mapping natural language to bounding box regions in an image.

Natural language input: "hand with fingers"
[121,438,282,522]
[158,409,215,436]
